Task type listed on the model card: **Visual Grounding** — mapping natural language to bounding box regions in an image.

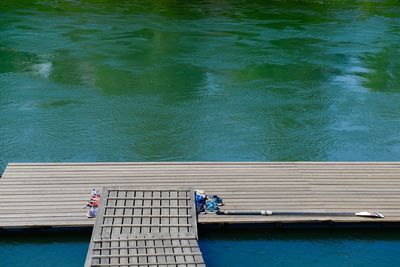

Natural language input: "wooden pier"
[0,162,400,228]
[85,187,205,267]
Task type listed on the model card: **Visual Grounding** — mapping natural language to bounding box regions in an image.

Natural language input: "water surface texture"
[1,0,400,169]
[1,229,400,267]
[1,0,400,266]
[199,229,400,267]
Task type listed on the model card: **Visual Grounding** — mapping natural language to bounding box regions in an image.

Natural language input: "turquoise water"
[0,230,90,267]
[200,229,400,267]
[1,0,400,266]
[1,229,400,267]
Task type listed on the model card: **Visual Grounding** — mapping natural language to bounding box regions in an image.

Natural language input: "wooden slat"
[85,187,204,267]
[0,162,400,230]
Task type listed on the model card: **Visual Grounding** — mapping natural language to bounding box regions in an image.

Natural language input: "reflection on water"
[1,1,400,169]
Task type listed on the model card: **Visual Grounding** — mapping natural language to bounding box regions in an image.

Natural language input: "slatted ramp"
[85,187,205,267]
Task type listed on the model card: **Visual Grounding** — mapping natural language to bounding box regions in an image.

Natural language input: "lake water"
[1,228,400,267]
[1,0,400,266]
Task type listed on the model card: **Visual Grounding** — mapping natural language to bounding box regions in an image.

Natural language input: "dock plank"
[0,162,399,228]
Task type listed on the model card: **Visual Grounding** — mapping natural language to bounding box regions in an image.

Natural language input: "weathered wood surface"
[85,187,204,267]
[0,162,400,228]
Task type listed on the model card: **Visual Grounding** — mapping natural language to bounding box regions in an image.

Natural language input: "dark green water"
[1,0,400,266]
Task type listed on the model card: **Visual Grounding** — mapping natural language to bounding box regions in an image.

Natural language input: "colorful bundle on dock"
[85,189,100,218]
[195,189,224,214]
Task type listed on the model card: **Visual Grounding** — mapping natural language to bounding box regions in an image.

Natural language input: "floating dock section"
[85,187,204,267]
[0,162,400,228]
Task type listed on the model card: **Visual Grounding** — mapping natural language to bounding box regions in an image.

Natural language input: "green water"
[1,0,400,266]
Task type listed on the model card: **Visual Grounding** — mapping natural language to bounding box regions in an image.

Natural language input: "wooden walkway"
[85,187,205,267]
[0,162,400,228]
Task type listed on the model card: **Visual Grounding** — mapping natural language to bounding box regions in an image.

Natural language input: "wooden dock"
[0,162,400,228]
[85,187,205,267]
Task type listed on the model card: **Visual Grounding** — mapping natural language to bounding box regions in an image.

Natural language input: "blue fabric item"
[195,193,206,213]
[195,191,224,213]
[211,195,223,205]
[205,200,219,212]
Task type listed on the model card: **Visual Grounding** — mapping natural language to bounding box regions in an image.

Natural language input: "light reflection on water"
[1,1,400,170]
